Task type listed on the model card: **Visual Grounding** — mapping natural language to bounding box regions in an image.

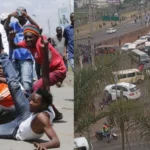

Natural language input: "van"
[128,41,145,51]
[130,49,150,64]
[113,69,144,84]
[144,42,150,55]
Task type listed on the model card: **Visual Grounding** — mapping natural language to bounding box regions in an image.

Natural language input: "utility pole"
[48,19,51,37]
[89,0,95,69]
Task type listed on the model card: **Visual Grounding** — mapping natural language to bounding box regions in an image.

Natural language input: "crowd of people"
[77,44,91,63]
[0,6,74,150]
[77,42,116,64]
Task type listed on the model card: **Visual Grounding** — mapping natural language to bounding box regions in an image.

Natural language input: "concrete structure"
[75,0,124,8]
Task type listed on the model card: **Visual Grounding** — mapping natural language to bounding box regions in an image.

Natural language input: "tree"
[74,52,124,149]
[74,51,144,150]
[108,99,143,150]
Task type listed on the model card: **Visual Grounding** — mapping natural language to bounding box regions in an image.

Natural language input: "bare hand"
[21,10,28,18]
[34,142,47,150]
[40,36,49,52]
[8,30,16,41]
[63,53,67,60]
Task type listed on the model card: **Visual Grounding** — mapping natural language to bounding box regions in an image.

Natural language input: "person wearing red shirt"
[9,24,67,121]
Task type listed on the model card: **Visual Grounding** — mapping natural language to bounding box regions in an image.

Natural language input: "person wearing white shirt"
[0,24,9,55]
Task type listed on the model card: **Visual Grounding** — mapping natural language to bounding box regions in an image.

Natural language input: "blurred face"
[56,28,62,36]
[70,13,74,25]
[16,9,27,23]
[24,32,38,48]
[17,16,25,22]
[29,92,47,113]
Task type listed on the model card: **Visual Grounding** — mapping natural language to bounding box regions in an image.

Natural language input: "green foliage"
[108,99,143,127]
[74,53,124,133]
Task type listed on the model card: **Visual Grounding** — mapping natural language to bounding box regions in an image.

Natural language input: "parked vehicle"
[113,68,144,84]
[144,42,150,55]
[106,28,116,34]
[104,82,141,100]
[130,49,150,64]
[121,43,132,51]
[95,45,119,55]
[138,36,150,42]
[74,137,92,150]
[145,33,150,38]
[133,40,145,50]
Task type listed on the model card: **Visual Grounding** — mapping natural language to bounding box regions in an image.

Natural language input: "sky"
[0,0,74,37]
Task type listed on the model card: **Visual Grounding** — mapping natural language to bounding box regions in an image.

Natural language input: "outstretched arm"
[21,11,40,28]
[34,113,60,149]
[40,36,51,91]
[4,12,17,31]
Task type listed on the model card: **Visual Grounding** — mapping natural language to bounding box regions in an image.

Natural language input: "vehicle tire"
[112,134,118,140]
[137,79,142,84]
[95,133,103,140]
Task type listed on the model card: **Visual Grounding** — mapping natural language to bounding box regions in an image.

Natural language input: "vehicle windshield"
[130,87,138,92]
[140,37,145,40]
[123,44,129,48]
[141,54,149,60]
[145,46,150,50]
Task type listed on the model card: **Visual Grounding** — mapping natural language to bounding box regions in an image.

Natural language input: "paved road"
[92,135,150,150]
[79,18,149,44]
[0,72,74,150]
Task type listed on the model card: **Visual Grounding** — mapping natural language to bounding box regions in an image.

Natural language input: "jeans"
[0,54,31,139]
[63,57,68,71]
[13,59,33,93]
[69,58,74,72]
[33,60,38,81]
[0,105,16,124]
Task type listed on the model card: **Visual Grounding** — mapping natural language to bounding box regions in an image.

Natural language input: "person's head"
[103,122,108,126]
[23,24,40,48]
[70,12,74,26]
[29,88,53,113]
[0,13,8,25]
[56,26,62,37]
[16,7,27,23]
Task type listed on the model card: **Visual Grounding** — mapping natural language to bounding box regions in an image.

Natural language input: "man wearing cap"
[9,24,66,121]
[4,7,40,94]
[0,13,9,55]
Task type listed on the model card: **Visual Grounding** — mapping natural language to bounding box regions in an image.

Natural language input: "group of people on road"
[0,6,74,150]
[77,44,91,63]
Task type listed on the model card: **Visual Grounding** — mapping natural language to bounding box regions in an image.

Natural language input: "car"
[104,82,141,100]
[121,43,132,51]
[146,33,150,38]
[106,28,116,34]
[138,36,150,42]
